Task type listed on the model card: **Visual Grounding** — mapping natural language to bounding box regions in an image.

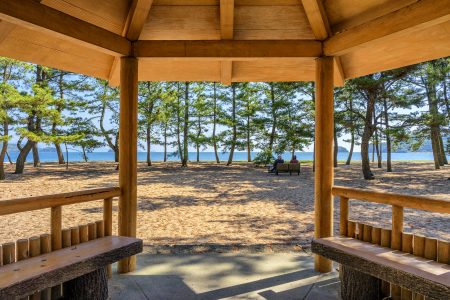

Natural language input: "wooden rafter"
[324,0,450,56]
[0,0,130,56]
[133,40,322,59]
[302,0,345,85]
[123,0,154,41]
[109,0,154,84]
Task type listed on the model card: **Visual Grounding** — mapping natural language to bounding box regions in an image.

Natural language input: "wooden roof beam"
[133,40,322,59]
[123,0,154,41]
[109,0,154,84]
[0,0,131,56]
[220,0,234,39]
[324,0,450,56]
[302,0,344,85]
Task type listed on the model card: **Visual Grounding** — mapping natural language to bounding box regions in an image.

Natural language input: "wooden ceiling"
[0,0,448,86]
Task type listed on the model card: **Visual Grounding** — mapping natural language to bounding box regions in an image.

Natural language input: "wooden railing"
[332,185,450,300]
[0,187,121,299]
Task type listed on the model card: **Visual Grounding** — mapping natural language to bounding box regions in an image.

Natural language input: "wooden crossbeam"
[133,40,322,59]
[220,0,234,39]
[302,0,344,85]
[220,61,232,85]
[324,0,450,56]
[0,0,131,56]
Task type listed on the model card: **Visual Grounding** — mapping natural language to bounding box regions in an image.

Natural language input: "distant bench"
[276,163,300,175]
[0,236,143,300]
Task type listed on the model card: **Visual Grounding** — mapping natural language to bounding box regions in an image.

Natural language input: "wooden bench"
[312,237,450,300]
[276,163,300,175]
[0,236,143,300]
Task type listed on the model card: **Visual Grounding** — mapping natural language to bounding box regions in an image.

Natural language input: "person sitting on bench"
[290,155,299,164]
[270,155,284,173]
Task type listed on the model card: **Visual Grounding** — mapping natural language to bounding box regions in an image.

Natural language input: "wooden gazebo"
[0,0,449,298]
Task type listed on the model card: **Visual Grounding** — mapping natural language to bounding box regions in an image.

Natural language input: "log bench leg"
[63,267,108,300]
[340,265,381,300]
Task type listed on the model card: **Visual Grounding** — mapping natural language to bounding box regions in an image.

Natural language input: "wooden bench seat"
[276,163,300,175]
[0,236,143,299]
[312,236,450,299]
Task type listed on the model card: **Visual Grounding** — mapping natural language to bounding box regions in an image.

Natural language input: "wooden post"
[79,224,89,243]
[29,236,41,300]
[104,197,113,237]
[314,56,334,273]
[118,56,138,274]
[391,205,403,250]
[339,196,348,236]
[51,206,62,251]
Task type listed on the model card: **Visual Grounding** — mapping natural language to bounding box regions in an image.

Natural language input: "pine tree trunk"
[438,130,448,165]
[163,123,167,162]
[361,94,375,180]
[0,122,8,180]
[5,150,12,164]
[247,115,251,162]
[196,117,200,162]
[268,84,276,153]
[32,143,40,167]
[346,98,355,166]
[334,125,338,168]
[146,125,151,166]
[212,84,220,164]
[383,97,392,172]
[55,143,65,164]
[82,146,88,162]
[176,84,184,163]
[15,140,34,174]
[430,127,441,169]
[227,84,237,166]
[346,132,354,166]
[375,129,381,168]
[181,82,189,167]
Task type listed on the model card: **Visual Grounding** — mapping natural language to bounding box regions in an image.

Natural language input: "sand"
[0,161,448,247]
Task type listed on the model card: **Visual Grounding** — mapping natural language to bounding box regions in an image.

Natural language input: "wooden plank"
[70,227,80,246]
[118,57,139,274]
[311,237,450,299]
[363,224,372,243]
[88,223,97,241]
[357,223,364,241]
[324,0,450,56]
[0,187,120,216]
[133,40,322,58]
[0,236,143,298]
[371,227,381,245]
[0,0,131,56]
[220,0,234,39]
[401,233,414,300]
[313,56,334,273]
[347,221,355,238]
[220,61,232,85]
[332,186,450,214]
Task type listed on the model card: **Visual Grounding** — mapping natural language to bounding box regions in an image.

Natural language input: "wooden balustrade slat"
[70,227,80,246]
[332,186,450,214]
[2,242,15,265]
[363,224,372,243]
[413,235,426,300]
[79,225,89,243]
[88,223,97,241]
[371,227,381,245]
[340,196,349,236]
[96,220,105,238]
[29,237,41,300]
[400,233,413,300]
[0,187,120,216]
[437,241,449,264]
[62,229,71,248]
[347,221,355,238]
[357,223,364,241]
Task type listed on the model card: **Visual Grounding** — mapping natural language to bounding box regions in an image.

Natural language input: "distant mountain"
[41,147,56,152]
[337,146,348,153]
[369,137,449,153]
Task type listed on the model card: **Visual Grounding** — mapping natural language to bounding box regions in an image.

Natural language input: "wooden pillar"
[118,56,138,273]
[314,56,334,273]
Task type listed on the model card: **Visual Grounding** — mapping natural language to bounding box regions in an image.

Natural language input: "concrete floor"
[109,251,340,300]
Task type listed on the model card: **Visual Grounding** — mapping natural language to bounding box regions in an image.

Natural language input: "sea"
[4,151,450,163]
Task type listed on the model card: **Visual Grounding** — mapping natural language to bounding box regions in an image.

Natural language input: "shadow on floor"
[109,252,340,300]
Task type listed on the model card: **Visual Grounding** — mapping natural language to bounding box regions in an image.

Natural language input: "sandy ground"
[0,161,448,247]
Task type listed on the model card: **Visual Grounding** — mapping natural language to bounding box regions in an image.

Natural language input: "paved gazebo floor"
[109,250,340,299]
